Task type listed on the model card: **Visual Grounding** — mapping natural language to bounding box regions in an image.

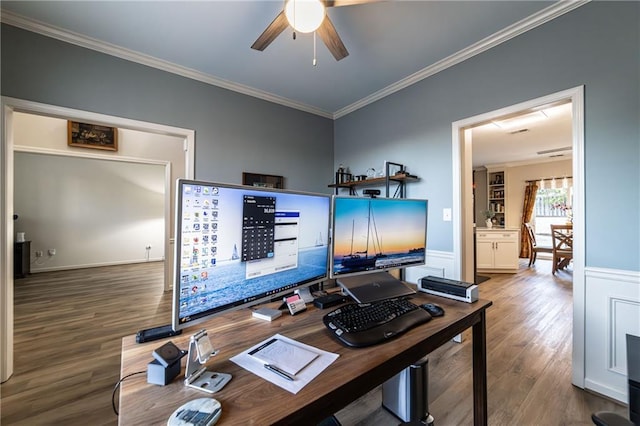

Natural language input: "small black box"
[152,341,185,367]
[314,293,348,309]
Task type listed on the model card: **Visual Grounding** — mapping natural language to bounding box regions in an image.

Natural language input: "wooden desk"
[119,292,492,425]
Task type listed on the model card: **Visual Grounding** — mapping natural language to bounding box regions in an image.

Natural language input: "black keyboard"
[323,298,432,347]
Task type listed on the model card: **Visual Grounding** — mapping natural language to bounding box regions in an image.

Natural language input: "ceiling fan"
[251,0,376,61]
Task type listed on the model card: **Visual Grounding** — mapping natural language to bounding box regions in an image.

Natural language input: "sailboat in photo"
[340,200,384,269]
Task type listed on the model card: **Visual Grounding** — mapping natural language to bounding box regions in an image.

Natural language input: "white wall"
[12,112,185,271]
[15,152,165,271]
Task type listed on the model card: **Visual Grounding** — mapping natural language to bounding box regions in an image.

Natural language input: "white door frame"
[1,97,195,382]
[451,86,585,387]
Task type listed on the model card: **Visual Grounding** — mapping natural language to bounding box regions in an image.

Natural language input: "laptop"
[337,271,416,304]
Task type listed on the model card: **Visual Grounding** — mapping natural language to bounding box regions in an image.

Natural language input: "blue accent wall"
[2,2,638,271]
[335,2,639,271]
[0,24,335,194]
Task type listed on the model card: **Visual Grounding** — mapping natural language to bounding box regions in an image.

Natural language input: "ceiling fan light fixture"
[285,0,326,33]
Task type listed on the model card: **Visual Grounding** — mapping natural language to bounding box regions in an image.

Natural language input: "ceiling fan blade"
[316,15,349,61]
[251,11,289,51]
[325,0,379,7]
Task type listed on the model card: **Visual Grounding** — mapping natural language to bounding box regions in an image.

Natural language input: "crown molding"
[1,1,589,120]
[333,0,590,119]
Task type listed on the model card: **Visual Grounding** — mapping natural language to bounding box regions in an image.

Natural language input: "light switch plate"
[443,208,452,221]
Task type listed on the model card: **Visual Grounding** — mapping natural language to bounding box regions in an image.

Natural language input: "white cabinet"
[476,229,519,273]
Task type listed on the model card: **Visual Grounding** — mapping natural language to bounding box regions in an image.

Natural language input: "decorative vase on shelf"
[485,219,493,229]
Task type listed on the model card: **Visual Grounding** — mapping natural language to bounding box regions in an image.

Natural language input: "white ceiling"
[1,0,577,165]
[471,102,573,168]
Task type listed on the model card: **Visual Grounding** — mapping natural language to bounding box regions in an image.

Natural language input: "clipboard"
[248,337,319,376]
[230,334,339,394]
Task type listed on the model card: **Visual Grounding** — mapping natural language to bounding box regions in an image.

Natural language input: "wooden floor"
[1,260,627,425]
[1,262,172,425]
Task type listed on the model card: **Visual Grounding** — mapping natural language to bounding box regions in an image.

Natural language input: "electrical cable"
[112,370,146,415]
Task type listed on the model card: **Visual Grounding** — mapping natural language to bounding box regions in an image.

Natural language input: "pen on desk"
[264,364,295,381]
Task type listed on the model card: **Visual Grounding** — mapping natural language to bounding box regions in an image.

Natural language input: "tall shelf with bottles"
[487,169,505,228]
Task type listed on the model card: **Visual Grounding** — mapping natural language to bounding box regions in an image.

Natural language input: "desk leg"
[472,310,488,426]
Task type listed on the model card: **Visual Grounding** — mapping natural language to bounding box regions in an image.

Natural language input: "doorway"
[451,86,585,387]
[1,97,196,382]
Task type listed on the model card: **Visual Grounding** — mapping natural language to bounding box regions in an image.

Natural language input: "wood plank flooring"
[1,262,172,425]
[1,260,627,425]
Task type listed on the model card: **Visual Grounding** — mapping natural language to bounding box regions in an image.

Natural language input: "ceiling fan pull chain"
[292,0,297,40]
[313,31,317,66]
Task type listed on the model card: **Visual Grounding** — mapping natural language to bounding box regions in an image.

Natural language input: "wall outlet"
[35,250,44,258]
[48,249,56,256]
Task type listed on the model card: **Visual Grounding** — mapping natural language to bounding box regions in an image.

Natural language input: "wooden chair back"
[524,223,537,248]
[551,224,573,252]
[551,224,573,273]
[524,223,553,267]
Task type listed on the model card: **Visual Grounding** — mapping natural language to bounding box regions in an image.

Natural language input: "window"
[532,181,572,248]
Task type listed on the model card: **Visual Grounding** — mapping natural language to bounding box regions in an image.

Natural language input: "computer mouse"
[421,303,445,317]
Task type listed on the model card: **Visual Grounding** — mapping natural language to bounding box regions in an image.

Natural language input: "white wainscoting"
[405,250,455,284]
[584,267,640,403]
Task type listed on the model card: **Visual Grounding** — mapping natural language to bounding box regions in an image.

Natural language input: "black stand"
[14,241,30,279]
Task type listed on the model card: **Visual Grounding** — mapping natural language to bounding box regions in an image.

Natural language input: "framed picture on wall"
[67,121,118,151]
[242,172,284,189]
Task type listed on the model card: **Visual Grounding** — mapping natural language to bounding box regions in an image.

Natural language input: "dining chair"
[524,223,553,267]
[551,224,573,274]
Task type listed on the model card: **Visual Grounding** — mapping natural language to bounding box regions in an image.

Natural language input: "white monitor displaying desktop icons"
[330,196,428,279]
[172,179,331,331]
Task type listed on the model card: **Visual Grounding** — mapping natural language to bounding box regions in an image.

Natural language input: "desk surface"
[119,292,492,425]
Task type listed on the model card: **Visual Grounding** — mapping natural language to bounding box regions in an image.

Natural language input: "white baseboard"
[29,257,164,273]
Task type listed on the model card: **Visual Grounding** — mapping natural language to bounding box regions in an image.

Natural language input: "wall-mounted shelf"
[328,162,419,197]
[329,162,419,281]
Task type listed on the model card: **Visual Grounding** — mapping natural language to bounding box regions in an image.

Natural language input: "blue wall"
[2,2,639,270]
[334,1,639,271]
[1,25,335,194]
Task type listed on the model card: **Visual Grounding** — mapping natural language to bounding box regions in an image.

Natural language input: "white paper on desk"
[230,334,339,394]
[247,337,319,375]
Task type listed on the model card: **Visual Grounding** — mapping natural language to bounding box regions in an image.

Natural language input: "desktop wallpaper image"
[332,197,428,275]
[176,182,330,323]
